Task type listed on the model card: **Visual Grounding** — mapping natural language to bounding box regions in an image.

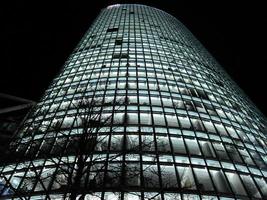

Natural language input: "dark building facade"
[1,4,267,200]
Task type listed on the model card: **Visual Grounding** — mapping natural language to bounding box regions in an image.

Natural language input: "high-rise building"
[1,4,267,200]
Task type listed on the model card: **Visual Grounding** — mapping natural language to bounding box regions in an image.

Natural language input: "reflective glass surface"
[1,4,267,200]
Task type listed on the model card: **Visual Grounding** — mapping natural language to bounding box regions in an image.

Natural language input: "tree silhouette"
[0,91,196,200]
[0,93,126,199]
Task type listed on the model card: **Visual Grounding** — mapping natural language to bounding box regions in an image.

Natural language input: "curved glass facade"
[1,4,267,200]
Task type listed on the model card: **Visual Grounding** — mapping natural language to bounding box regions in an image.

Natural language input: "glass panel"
[175,156,189,164]
[177,166,196,190]
[153,114,166,126]
[126,163,140,186]
[160,165,178,188]
[199,141,216,158]
[140,113,152,125]
[240,174,261,198]
[203,121,216,133]
[151,97,162,106]
[143,164,160,188]
[106,163,122,187]
[178,116,191,129]
[164,193,181,200]
[193,167,214,191]
[110,135,123,151]
[127,113,139,124]
[225,172,247,196]
[90,163,105,187]
[142,135,155,152]
[95,135,109,151]
[126,135,139,151]
[144,192,161,200]
[238,148,255,165]
[254,177,267,197]
[185,138,201,156]
[113,113,124,124]
[104,192,120,200]
[182,194,200,200]
[139,96,150,105]
[214,123,228,136]
[85,193,102,200]
[34,168,55,192]
[201,195,218,200]
[191,158,205,165]
[157,136,171,153]
[225,144,242,163]
[159,155,173,163]
[124,192,142,200]
[171,137,186,154]
[166,115,179,127]
[192,119,205,131]
[210,169,231,193]
[212,142,229,160]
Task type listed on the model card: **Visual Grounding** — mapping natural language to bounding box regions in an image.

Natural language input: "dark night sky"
[1,0,267,117]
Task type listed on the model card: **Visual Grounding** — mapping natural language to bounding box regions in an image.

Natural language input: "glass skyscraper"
[1,4,267,200]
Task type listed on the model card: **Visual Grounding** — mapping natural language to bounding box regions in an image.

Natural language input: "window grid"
[1,4,267,200]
